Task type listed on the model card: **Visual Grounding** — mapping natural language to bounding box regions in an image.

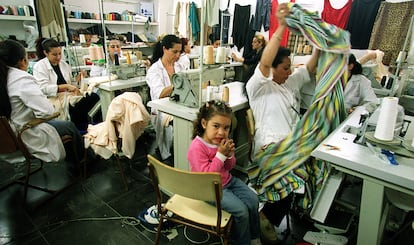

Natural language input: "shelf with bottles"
[67,17,158,26]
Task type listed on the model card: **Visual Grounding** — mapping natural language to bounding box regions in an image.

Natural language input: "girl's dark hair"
[35,38,60,59]
[192,100,233,139]
[0,39,26,118]
[272,47,291,68]
[180,37,188,53]
[349,54,362,75]
[151,34,181,64]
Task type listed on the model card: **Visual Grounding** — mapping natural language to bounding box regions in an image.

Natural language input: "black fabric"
[262,194,293,227]
[231,4,251,50]
[345,0,381,49]
[52,64,67,85]
[242,47,263,83]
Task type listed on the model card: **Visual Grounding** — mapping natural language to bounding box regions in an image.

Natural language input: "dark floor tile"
[39,204,152,245]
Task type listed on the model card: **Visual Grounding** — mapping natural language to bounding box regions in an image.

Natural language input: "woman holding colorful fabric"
[246,3,319,243]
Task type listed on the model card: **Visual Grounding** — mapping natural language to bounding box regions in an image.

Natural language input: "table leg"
[173,117,192,171]
[358,179,384,245]
[98,90,115,119]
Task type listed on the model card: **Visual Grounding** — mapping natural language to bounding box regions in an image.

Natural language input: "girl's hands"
[218,138,235,158]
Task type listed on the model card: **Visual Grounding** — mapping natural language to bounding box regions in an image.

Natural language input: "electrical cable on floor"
[183,225,210,244]
[0,216,141,239]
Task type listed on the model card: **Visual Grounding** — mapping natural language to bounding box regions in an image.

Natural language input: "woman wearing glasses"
[146,34,185,163]
[33,38,100,131]
[89,38,122,77]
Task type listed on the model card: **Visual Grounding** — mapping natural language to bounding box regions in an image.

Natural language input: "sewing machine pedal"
[303,231,348,245]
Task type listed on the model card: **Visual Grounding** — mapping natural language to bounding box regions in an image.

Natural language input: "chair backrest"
[246,108,255,161]
[0,116,20,154]
[147,154,222,202]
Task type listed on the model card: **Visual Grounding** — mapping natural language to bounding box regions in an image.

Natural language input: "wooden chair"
[147,154,233,245]
[0,112,76,207]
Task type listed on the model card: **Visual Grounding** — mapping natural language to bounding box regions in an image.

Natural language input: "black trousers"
[69,92,100,130]
[262,194,293,227]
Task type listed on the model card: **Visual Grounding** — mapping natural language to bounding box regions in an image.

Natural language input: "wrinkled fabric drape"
[369,1,414,65]
[249,3,350,209]
[35,0,66,42]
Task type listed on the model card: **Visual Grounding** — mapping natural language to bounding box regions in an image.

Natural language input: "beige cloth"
[84,92,150,159]
[48,92,83,120]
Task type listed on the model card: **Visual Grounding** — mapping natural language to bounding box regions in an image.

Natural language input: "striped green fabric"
[248,3,350,208]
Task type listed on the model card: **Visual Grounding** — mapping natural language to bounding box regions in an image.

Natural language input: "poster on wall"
[140,1,153,21]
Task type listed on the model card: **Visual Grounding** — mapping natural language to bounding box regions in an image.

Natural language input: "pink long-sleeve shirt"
[187,136,236,187]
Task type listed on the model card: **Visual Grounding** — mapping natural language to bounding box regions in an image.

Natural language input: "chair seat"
[166,194,232,228]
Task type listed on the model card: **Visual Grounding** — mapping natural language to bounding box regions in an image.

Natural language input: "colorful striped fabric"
[248,3,350,209]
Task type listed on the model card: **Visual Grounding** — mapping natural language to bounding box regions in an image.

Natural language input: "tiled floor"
[0,129,411,245]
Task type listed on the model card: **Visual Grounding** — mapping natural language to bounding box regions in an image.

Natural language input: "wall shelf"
[0,15,35,21]
[67,18,158,26]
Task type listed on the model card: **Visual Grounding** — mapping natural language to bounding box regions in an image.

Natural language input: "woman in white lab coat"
[344,54,378,113]
[33,38,100,130]
[0,39,83,164]
[146,34,185,161]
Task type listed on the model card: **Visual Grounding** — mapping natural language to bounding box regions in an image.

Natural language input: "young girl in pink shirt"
[187,100,260,245]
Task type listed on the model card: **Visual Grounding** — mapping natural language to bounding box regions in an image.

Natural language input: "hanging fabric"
[252,0,271,32]
[34,0,67,42]
[321,0,353,29]
[249,3,350,209]
[231,4,251,50]
[189,2,200,43]
[269,0,295,47]
[346,0,381,49]
[369,1,414,65]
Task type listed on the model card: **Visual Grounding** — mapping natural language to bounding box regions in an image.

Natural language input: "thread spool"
[374,97,399,141]
[297,44,303,54]
[206,86,214,101]
[303,45,311,55]
[89,46,98,61]
[79,34,86,44]
[204,46,214,65]
[216,47,226,64]
[97,46,105,63]
[222,86,229,103]
[114,52,120,66]
[126,52,131,64]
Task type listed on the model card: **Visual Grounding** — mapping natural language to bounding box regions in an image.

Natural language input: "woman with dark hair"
[177,37,191,70]
[344,54,378,113]
[33,38,100,130]
[0,39,83,164]
[145,34,184,162]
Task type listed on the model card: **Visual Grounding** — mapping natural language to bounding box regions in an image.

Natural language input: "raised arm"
[259,3,289,78]
[306,48,320,74]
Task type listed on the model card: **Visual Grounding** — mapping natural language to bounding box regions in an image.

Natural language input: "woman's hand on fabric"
[58,84,81,95]
[276,3,289,26]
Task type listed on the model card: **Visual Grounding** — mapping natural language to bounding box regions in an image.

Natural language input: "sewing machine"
[170,65,236,108]
[108,63,147,80]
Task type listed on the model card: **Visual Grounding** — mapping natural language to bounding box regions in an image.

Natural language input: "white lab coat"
[33,57,73,97]
[246,66,311,155]
[3,67,65,163]
[344,74,378,110]
[146,59,185,160]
